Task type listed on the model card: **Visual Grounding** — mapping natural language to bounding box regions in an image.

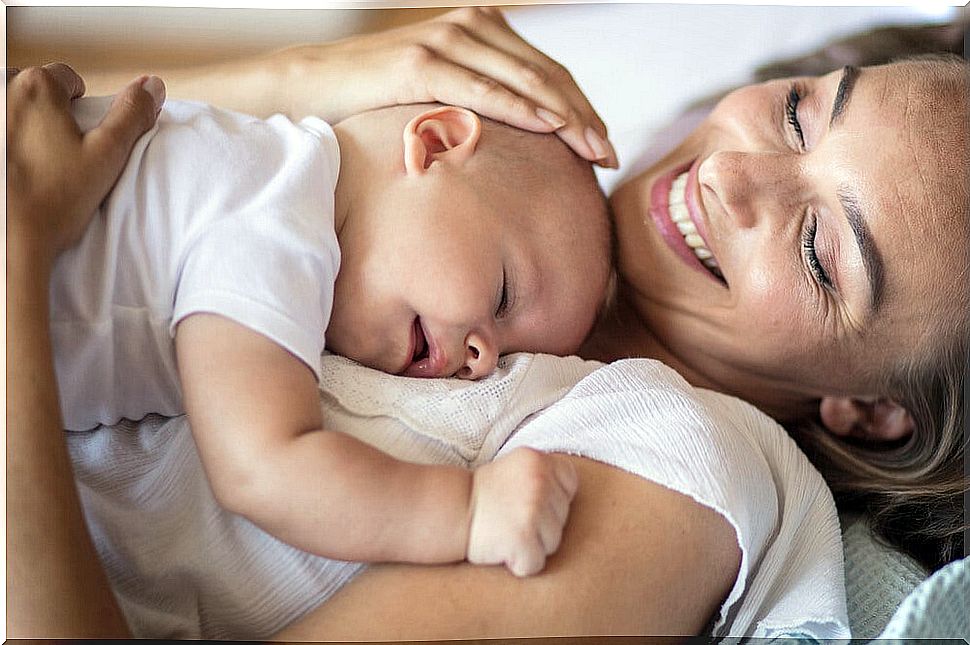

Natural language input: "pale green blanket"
[769,512,968,641]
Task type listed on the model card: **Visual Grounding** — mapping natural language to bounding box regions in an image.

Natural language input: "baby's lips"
[403,322,447,378]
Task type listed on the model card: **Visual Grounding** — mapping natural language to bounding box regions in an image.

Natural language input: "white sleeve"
[499,358,848,639]
[171,211,339,381]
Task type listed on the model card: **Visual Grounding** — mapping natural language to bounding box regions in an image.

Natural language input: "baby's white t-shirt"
[54,98,341,431]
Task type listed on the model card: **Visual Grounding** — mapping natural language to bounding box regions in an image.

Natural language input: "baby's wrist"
[418,464,474,563]
[464,465,496,562]
[457,469,479,560]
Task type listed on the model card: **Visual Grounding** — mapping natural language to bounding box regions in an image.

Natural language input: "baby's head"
[329,104,613,379]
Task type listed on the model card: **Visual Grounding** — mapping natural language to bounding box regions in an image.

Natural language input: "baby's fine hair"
[468,116,616,311]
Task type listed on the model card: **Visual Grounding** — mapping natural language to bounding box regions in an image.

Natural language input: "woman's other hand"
[7,63,165,265]
[278,7,617,167]
[7,64,163,637]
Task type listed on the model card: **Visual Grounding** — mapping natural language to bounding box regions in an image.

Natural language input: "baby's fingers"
[537,506,568,556]
[552,456,579,499]
[542,484,574,551]
[507,539,546,577]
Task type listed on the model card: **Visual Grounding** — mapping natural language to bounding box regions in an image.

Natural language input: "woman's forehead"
[810,60,969,358]
[851,61,968,244]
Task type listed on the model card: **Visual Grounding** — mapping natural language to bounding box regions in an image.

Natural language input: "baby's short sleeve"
[164,108,341,381]
[172,209,340,381]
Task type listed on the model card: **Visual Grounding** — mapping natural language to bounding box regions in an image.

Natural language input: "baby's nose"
[457,330,498,380]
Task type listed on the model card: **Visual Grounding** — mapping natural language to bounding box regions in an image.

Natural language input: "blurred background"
[7,6,449,70]
[8,4,961,73]
[7,3,965,191]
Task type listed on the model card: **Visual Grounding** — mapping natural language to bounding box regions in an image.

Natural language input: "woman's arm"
[6,64,162,638]
[274,455,742,640]
[78,8,617,167]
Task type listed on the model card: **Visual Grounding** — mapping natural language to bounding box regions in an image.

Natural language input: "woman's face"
[610,59,969,420]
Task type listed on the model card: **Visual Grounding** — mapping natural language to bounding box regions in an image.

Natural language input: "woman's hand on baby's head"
[466,447,578,577]
[278,7,616,168]
[6,64,165,262]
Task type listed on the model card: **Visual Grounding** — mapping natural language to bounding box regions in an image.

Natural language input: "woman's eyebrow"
[829,65,859,127]
[837,186,884,312]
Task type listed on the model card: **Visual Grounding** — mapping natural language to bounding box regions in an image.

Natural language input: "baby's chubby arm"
[175,313,576,575]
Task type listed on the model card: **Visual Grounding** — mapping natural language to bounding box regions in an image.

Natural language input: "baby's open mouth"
[402,317,447,378]
[411,318,428,363]
[669,171,724,283]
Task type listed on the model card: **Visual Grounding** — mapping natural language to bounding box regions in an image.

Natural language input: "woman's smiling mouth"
[649,162,725,285]
[669,170,724,282]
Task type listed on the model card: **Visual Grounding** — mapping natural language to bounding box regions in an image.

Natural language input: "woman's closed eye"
[785,83,807,151]
[787,82,835,293]
[801,211,833,290]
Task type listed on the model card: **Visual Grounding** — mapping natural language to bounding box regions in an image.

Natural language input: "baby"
[56,96,613,576]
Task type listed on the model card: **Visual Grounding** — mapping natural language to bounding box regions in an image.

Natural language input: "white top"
[67,353,848,639]
[54,98,341,430]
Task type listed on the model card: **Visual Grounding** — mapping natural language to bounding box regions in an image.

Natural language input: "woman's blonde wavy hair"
[790,332,967,570]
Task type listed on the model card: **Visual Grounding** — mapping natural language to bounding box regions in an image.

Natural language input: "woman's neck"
[580,285,818,424]
[579,287,662,363]
[580,284,742,395]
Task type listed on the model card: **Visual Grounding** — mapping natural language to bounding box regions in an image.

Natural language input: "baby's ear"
[818,396,915,442]
[403,106,482,175]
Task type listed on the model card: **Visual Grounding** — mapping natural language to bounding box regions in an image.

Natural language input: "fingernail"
[584,127,609,161]
[141,75,165,112]
[535,107,566,130]
[604,141,620,169]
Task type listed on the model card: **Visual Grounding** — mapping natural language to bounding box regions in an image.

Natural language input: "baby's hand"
[466,447,578,577]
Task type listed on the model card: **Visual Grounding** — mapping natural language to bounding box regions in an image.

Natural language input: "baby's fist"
[466,447,578,576]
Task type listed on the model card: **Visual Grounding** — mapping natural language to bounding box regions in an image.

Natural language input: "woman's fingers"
[7,65,165,255]
[83,75,165,200]
[437,8,616,167]
[43,62,87,100]
[281,7,616,165]
[405,50,563,135]
[446,8,600,126]
[413,23,569,127]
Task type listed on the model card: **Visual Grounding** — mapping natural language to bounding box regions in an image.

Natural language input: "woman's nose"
[698,150,799,230]
[457,330,498,380]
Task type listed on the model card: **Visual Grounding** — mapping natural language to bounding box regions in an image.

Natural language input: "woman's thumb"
[84,75,165,192]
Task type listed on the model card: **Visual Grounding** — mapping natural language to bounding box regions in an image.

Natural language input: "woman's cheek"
[741,274,813,346]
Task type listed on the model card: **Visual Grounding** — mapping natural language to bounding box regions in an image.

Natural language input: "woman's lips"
[402,317,447,378]
[648,160,724,284]
[685,162,714,250]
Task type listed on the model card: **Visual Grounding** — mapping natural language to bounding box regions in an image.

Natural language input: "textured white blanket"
[66,353,848,639]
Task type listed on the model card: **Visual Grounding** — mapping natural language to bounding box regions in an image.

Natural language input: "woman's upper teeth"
[669,172,720,270]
